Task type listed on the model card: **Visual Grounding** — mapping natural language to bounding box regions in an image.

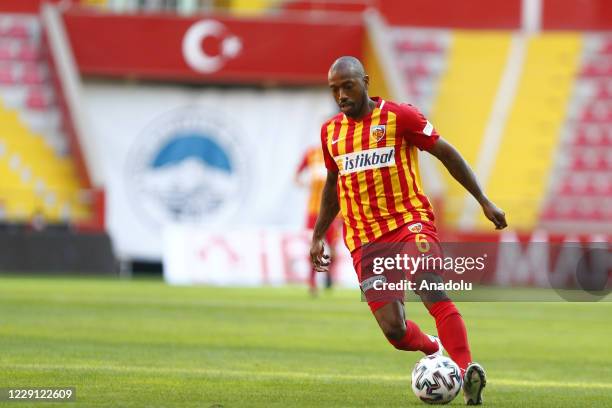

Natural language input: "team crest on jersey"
[371,125,386,142]
[408,223,423,233]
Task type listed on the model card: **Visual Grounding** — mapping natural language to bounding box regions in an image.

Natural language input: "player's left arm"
[428,137,507,230]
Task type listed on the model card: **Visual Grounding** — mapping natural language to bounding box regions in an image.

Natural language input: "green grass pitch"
[0,276,611,407]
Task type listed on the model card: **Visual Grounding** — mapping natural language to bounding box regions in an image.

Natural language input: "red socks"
[427,300,472,371]
[388,320,439,355]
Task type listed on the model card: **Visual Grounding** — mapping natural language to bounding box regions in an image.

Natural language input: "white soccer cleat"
[427,335,444,357]
[463,362,487,405]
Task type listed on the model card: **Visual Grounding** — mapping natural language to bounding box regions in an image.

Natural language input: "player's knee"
[380,318,406,342]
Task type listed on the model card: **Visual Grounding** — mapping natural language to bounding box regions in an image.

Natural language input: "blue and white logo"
[126,107,247,228]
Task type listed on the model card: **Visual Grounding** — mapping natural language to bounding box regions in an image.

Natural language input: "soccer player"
[310,56,507,405]
[295,146,340,296]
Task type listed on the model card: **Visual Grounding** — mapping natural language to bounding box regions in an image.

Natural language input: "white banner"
[83,82,335,259]
[163,225,358,288]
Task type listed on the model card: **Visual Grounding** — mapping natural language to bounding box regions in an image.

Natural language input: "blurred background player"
[295,145,340,296]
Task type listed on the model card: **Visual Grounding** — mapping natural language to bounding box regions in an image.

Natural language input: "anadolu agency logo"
[125,107,248,228]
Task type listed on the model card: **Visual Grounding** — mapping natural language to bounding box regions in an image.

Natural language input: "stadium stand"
[483,33,582,231]
[540,34,612,230]
[389,30,511,227]
[389,28,450,116]
[0,13,89,223]
[390,28,611,232]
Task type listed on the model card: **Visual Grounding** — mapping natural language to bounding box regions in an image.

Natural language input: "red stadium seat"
[25,88,51,110]
[16,43,38,62]
[397,39,443,53]
[21,66,44,85]
[570,154,588,170]
[421,40,444,53]
[540,206,554,220]
[396,40,417,53]
[596,154,611,170]
[605,180,612,196]
[405,63,431,77]
[581,63,599,77]
[573,127,612,146]
[584,206,606,221]
[580,104,612,122]
[5,22,29,39]
[601,41,612,54]
[595,85,612,100]
[559,178,575,195]
[565,204,582,220]
[572,129,590,146]
[584,178,598,195]
[0,43,12,61]
[0,66,15,84]
[580,62,612,77]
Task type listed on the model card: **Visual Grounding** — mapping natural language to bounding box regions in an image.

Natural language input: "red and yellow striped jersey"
[296,146,327,216]
[320,97,439,252]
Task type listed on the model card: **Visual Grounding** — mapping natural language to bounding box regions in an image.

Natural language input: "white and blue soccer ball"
[411,355,462,404]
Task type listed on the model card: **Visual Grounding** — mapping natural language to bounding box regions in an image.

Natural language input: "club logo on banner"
[125,106,248,228]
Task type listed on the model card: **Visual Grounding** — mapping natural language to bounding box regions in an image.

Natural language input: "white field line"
[4,363,612,390]
[458,33,528,229]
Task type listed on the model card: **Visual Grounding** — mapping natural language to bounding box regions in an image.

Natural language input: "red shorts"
[307,213,341,246]
[351,221,444,312]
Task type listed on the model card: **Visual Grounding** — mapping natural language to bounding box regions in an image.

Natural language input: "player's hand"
[310,238,331,272]
[481,200,507,230]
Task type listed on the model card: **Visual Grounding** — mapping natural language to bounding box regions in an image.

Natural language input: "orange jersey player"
[309,56,507,405]
[295,146,340,295]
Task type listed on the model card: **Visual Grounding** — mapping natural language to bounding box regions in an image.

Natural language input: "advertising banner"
[83,82,335,259]
[164,226,610,298]
[163,225,357,287]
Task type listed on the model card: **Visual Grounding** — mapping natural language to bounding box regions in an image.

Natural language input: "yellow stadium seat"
[430,31,512,226]
[0,104,91,222]
[481,33,581,230]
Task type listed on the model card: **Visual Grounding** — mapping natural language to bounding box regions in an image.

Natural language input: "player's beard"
[347,92,368,119]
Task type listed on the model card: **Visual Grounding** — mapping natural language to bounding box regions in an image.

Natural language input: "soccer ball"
[411,355,462,404]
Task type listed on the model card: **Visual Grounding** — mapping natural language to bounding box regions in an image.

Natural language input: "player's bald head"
[327,56,371,118]
[328,56,366,79]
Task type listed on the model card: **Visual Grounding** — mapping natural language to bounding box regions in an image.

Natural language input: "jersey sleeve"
[320,122,338,171]
[397,104,440,151]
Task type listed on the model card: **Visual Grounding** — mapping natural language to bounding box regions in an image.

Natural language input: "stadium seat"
[25,88,51,110]
[601,41,612,54]
[574,127,612,146]
[0,13,91,223]
[22,65,45,85]
[16,43,38,62]
[0,43,13,60]
[5,21,30,39]
[405,63,431,78]
[0,66,15,84]
[395,39,444,54]
[595,84,612,99]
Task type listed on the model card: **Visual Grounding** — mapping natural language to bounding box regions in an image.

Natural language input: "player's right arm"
[310,169,339,272]
[398,103,507,230]
[310,121,340,272]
